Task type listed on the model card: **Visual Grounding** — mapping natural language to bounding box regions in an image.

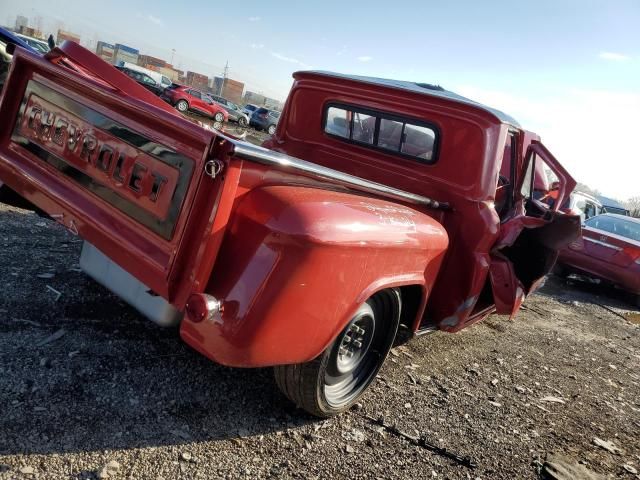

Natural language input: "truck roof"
[298,71,520,127]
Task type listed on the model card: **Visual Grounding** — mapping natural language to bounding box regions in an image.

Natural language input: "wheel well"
[394,285,423,346]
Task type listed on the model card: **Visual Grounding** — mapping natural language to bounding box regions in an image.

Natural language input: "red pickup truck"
[0,42,580,417]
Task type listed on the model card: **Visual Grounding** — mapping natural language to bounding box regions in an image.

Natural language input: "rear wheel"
[274,289,400,417]
[267,124,277,135]
[214,112,225,122]
[176,100,188,112]
[238,116,248,127]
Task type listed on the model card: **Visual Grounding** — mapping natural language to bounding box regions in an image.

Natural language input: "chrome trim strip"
[583,237,622,251]
[223,136,448,209]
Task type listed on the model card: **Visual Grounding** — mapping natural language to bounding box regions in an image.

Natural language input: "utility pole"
[170,48,175,65]
[220,60,229,96]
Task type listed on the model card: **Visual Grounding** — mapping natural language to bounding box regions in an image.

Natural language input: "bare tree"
[626,196,640,218]
[575,182,600,197]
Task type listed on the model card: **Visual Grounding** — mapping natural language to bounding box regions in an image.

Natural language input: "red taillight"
[185,294,222,323]
[622,246,640,264]
[569,237,584,251]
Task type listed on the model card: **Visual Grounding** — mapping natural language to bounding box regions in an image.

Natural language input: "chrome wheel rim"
[335,315,375,374]
[324,306,383,408]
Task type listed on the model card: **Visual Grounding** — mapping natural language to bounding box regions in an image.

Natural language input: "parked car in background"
[209,94,249,126]
[0,27,40,94]
[161,85,229,121]
[557,214,640,306]
[115,66,164,96]
[597,195,630,216]
[14,33,50,54]
[242,103,259,119]
[562,191,603,223]
[118,61,172,90]
[250,107,280,134]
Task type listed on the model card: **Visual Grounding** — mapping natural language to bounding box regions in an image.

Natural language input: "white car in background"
[119,61,172,90]
[15,33,50,54]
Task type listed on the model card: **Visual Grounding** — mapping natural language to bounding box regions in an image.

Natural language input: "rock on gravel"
[592,437,624,455]
[541,455,604,480]
[19,466,35,475]
[97,460,121,479]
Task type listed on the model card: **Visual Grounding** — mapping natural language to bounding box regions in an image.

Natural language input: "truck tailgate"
[0,45,227,306]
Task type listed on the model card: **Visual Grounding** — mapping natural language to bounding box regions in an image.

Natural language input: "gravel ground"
[1,203,639,479]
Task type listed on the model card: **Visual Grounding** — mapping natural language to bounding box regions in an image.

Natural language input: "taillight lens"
[622,246,640,264]
[185,294,222,323]
[569,237,584,251]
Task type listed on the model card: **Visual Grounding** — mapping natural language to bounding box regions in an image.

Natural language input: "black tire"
[214,112,225,122]
[238,116,248,127]
[274,289,400,417]
[176,100,188,112]
[553,262,568,278]
[267,124,277,135]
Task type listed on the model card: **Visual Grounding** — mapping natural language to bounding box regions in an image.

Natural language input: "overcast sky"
[3,0,639,200]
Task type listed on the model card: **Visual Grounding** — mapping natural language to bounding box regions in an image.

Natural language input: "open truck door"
[0,43,232,310]
[489,140,581,317]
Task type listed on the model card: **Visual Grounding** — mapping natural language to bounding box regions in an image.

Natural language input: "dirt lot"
[0,203,639,479]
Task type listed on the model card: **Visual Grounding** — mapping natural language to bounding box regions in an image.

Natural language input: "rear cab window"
[323,104,438,163]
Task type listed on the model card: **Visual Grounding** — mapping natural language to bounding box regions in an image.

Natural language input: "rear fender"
[180,185,448,367]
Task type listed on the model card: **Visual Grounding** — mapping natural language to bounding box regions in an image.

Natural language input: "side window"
[584,201,596,219]
[141,74,156,85]
[323,104,438,163]
[521,150,561,208]
[401,124,435,160]
[325,106,350,138]
[352,112,375,144]
[378,119,403,151]
[496,132,518,219]
[520,153,535,199]
[189,90,201,99]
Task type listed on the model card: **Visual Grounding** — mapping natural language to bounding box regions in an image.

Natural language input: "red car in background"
[557,214,640,306]
[161,85,228,122]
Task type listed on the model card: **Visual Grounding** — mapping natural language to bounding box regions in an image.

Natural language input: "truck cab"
[265,71,579,329]
[0,42,580,417]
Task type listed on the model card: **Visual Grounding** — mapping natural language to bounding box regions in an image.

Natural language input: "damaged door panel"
[490,140,581,315]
